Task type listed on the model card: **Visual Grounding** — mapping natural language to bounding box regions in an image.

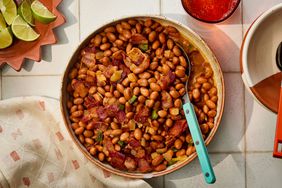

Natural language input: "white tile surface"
[80,0,160,40]
[209,73,245,152]
[165,153,245,188]
[246,153,282,188]
[145,177,163,188]
[2,76,61,100]
[2,0,80,76]
[245,90,277,152]
[243,0,282,34]
[161,0,242,72]
[1,0,282,187]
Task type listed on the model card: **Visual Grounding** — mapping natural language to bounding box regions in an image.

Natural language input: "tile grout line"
[241,0,245,40]
[2,75,62,77]
[243,86,247,188]
[78,0,81,42]
[241,1,247,188]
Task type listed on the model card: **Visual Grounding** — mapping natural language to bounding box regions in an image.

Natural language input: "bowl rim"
[181,0,241,24]
[240,3,282,113]
[60,15,225,179]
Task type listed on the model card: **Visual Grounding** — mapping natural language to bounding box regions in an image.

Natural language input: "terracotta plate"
[241,3,282,113]
[0,0,65,71]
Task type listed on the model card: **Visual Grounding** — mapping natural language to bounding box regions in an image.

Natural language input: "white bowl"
[241,3,282,113]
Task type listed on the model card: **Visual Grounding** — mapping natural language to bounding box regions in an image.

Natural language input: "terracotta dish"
[61,16,225,178]
[0,0,65,71]
[241,3,282,113]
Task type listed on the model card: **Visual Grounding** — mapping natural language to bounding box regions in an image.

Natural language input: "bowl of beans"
[61,16,225,178]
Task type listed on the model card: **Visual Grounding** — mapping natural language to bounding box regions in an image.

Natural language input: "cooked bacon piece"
[81,52,96,68]
[134,148,146,158]
[96,106,108,120]
[129,138,141,148]
[124,157,137,171]
[168,70,176,83]
[118,64,131,76]
[85,75,96,85]
[128,139,146,158]
[134,106,150,123]
[103,137,126,170]
[116,110,126,123]
[83,46,96,53]
[104,66,120,79]
[138,158,152,173]
[104,137,115,152]
[127,48,146,66]
[159,71,176,90]
[112,50,126,63]
[106,105,120,116]
[144,146,153,155]
[96,104,126,122]
[169,120,187,137]
[81,115,91,123]
[161,91,173,109]
[84,96,100,109]
[81,107,100,123]
[91,122,108,131]
[166,120,187,146]
[130,34,148,45]
[109,151,126,170]
[111,51,130,81]
[72,80,88,98]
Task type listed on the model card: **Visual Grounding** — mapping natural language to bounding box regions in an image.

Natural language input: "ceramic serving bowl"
[61,16,225,178]
[241,3,282,113]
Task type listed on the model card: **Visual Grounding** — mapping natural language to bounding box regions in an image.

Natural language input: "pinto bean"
[100,43,111,50]
[134,128,142,140]
[149,31,157,42]
[150,83,161,92]
[206,100,216,109]
[152,155,164,166]
[159,33,166,44]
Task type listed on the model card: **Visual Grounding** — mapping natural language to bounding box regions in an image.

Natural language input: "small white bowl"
[241,3,282,113]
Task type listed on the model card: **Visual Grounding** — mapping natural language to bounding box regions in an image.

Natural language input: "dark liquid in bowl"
[182,0,240,22]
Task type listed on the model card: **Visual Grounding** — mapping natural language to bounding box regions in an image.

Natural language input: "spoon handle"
[183,102,216,184]
[273,84,282,158]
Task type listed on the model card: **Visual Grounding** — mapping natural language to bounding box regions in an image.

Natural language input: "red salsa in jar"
[181,0,240,23]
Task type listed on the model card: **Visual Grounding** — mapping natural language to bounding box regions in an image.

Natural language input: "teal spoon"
[177,43,216,184]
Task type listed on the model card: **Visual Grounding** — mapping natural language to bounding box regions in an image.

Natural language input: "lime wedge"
[0,27,13,49]
[0,0,17,25]
[0,12,6,30]
[18,0,35,26]
[31,0,56,24]
[11,15,40,41]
